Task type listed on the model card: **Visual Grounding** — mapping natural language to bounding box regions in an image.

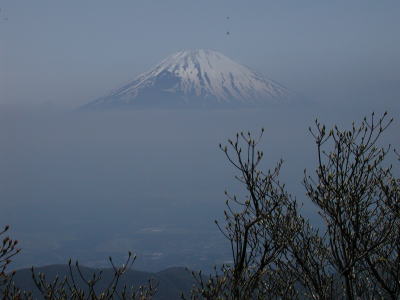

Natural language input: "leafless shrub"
[187,113,399,300]
[1,241,156,300]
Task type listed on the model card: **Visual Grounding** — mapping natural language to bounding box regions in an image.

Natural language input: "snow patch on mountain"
[83,49,292,109]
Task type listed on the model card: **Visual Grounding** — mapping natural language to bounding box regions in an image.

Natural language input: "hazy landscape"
[1,1,400,298]
[1,105,398,273]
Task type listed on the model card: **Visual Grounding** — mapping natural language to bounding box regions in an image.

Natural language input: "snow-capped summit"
[82,49,292,109]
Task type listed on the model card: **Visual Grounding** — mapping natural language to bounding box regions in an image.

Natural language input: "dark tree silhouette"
[0,230,156,300]
[186,113,400,299]
[0,225,20,287]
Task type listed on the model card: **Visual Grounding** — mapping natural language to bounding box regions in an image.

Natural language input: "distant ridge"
[10,264,195,300]
[81,49,293,110]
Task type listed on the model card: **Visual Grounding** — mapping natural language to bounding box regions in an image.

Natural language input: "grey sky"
[1,0,399,108]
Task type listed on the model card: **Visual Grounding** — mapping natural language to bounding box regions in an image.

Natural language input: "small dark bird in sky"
[226,16,231,35]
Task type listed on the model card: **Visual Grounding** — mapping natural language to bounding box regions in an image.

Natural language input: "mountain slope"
[82,49,292,109]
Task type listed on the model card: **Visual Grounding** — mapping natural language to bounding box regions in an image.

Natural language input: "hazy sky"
[1,0,399,108]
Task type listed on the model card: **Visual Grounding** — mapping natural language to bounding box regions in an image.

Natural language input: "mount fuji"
[81,49,293,109]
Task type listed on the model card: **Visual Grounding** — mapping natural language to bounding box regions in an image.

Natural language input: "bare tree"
[303,112,397,299]
[0,229,156,300]
[187,113,399,299]
[0,225,20,288]
[30,253,157,300]
[363,147,400,298]
[185,131,300,299]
